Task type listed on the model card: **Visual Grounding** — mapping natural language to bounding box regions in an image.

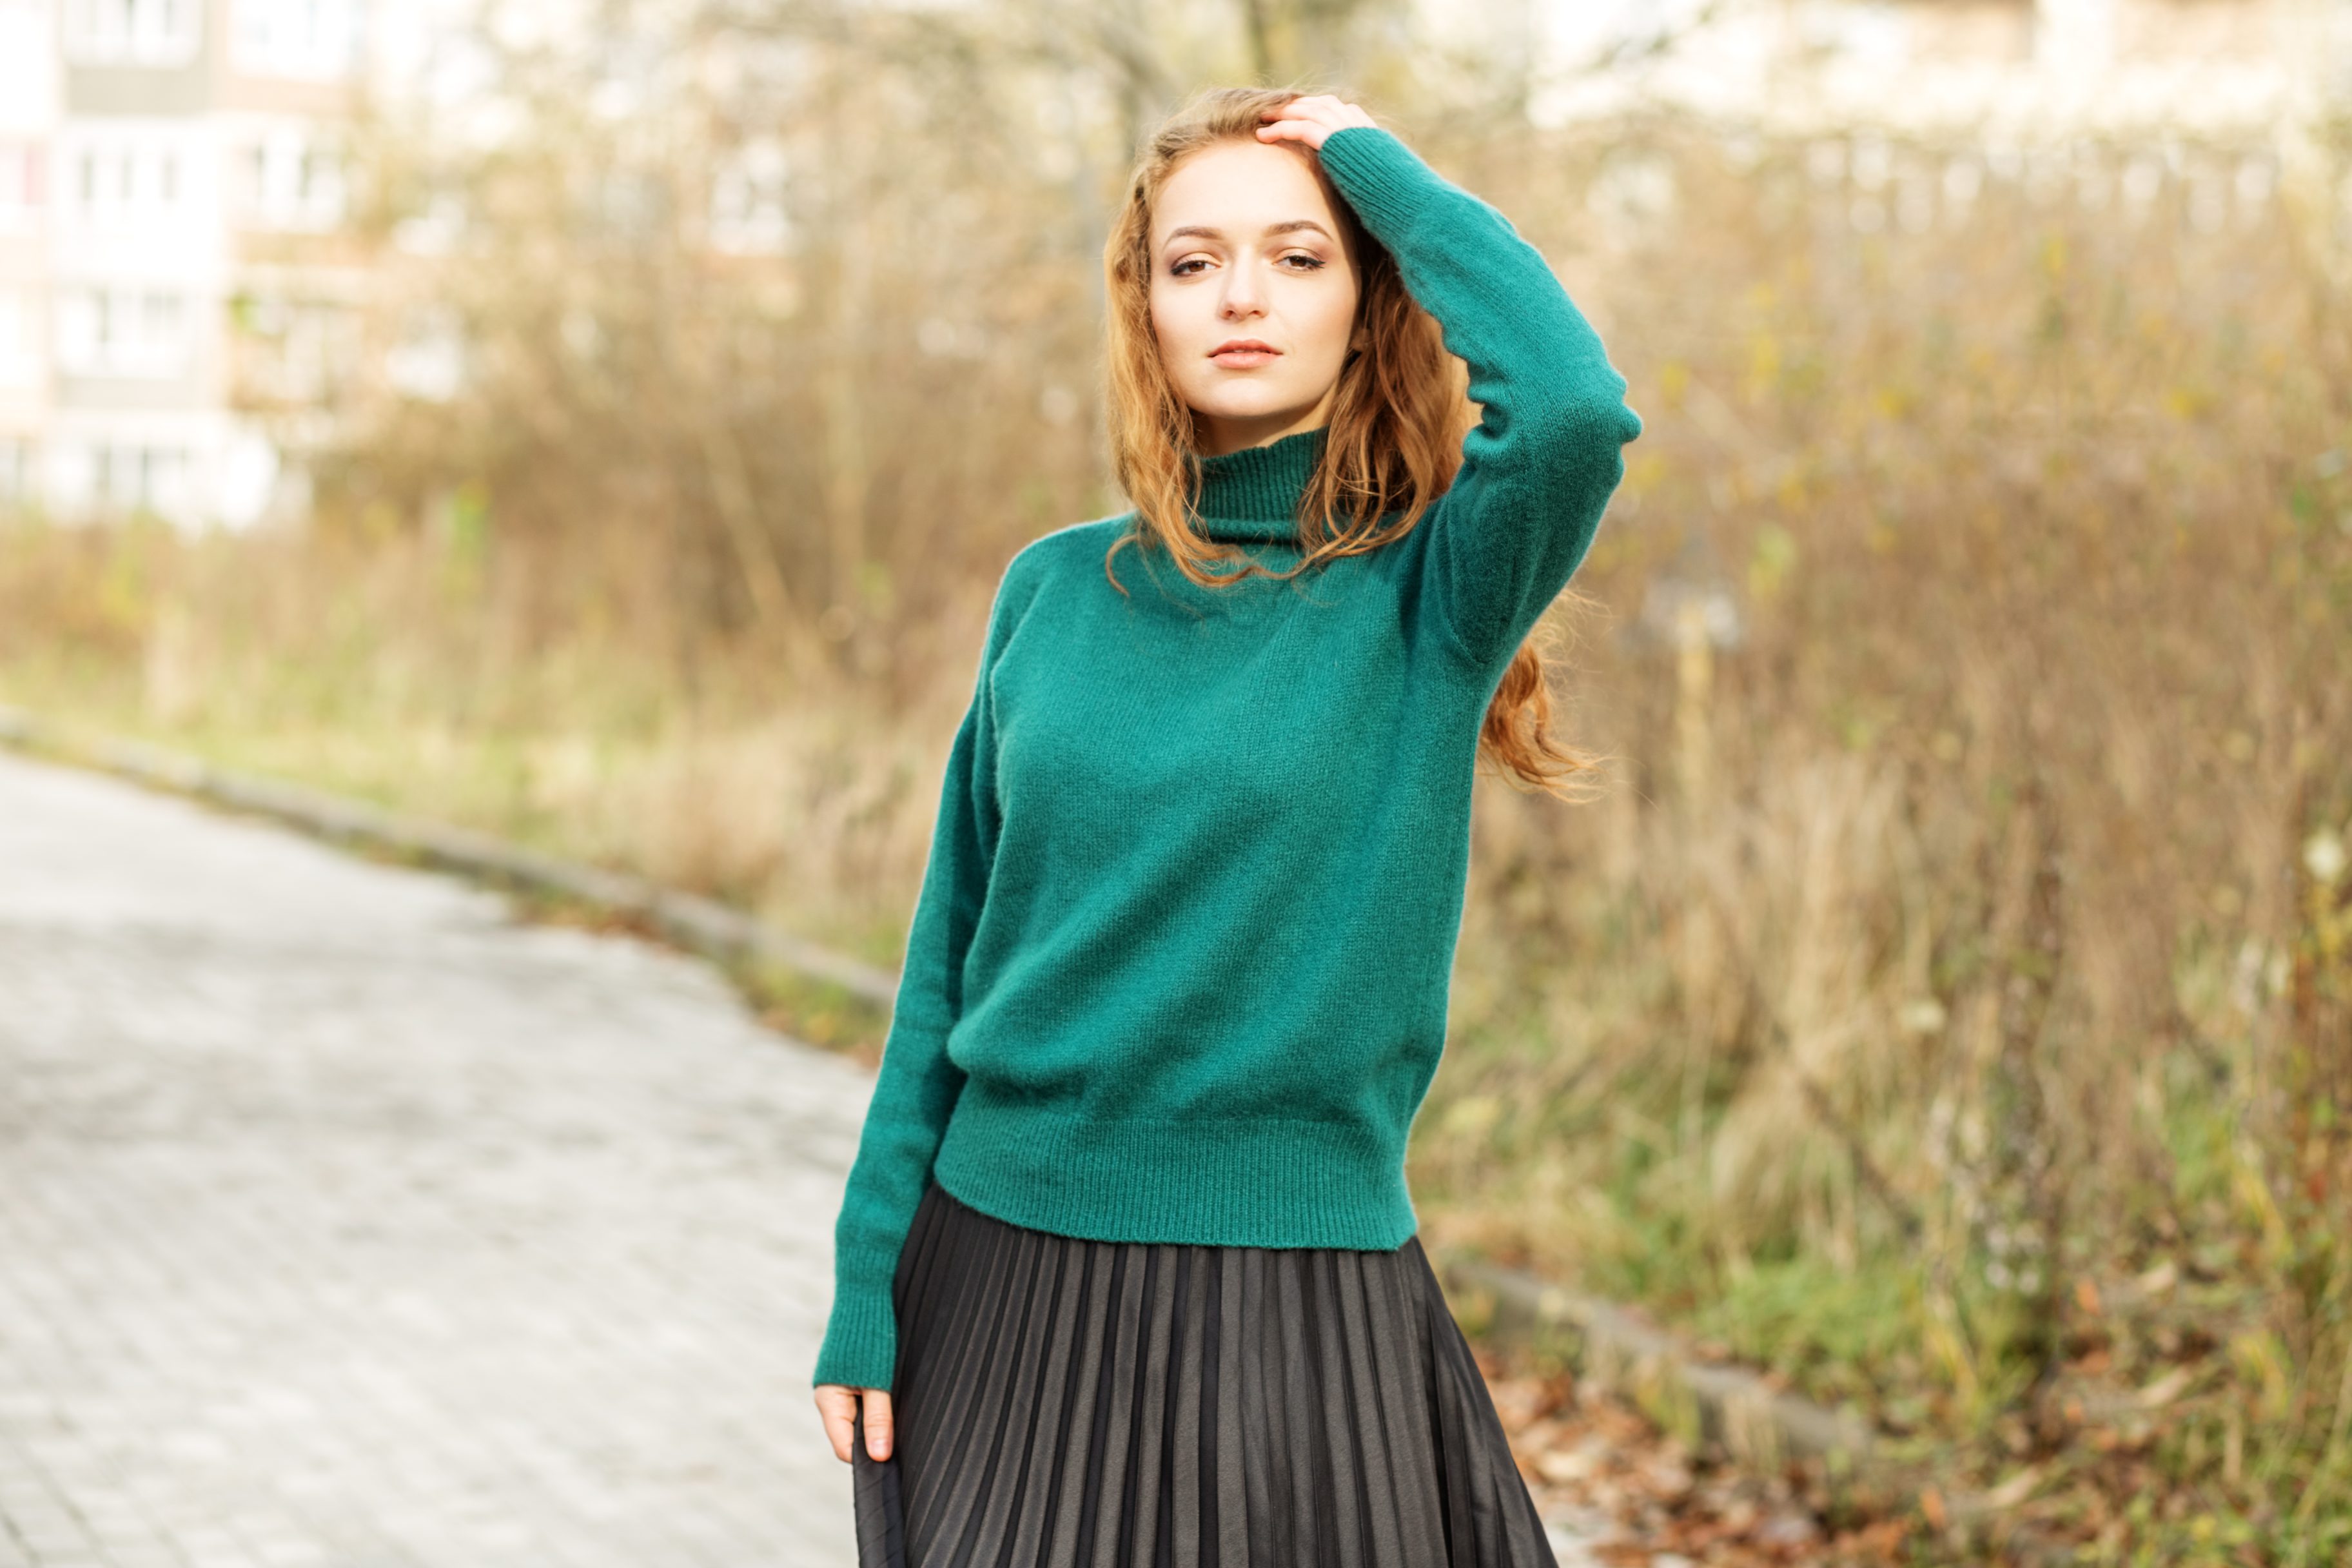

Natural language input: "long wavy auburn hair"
[1100,85,1603,796]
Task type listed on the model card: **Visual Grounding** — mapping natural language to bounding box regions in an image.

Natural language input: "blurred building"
[1523,0,2351,136]
[1467,0,2352,295]
[0,0,363,529]
[1,0,2341,532]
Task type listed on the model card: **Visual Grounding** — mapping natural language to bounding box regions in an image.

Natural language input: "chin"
[1193,389,1314,424]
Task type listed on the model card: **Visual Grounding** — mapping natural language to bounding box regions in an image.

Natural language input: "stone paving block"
[101,1549,186,1568]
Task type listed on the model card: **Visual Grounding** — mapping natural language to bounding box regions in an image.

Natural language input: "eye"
[1279,252,1326,270]
[1170,257,1210,277]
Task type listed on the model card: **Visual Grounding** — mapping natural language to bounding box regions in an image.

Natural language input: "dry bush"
[1422,116,2352,1520]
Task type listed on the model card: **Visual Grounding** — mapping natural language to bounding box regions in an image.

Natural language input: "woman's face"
[1148,138,1362,458]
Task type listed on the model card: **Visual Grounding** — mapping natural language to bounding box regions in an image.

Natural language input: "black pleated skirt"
[850,1179,1558,1567]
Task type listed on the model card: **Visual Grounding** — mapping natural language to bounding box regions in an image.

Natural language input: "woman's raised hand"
[814,1383,892,1464]
[1255,93,1378,153]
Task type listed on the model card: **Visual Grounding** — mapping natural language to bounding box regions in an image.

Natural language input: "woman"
[811,85,1641,1565]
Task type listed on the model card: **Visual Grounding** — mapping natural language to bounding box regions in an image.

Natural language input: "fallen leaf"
[1984,1464,2042,1509]
[1537,1447,1599,1484]
[2138,1366,2194,1409]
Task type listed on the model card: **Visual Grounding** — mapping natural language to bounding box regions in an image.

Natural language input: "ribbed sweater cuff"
[810,1284,896,1391]
[1317,125,1444,231]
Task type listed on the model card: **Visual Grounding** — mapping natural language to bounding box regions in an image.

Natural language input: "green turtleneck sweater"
[812,124,1642,1393]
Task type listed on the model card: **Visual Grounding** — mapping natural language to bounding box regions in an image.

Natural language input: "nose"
[1218,259,1264,320]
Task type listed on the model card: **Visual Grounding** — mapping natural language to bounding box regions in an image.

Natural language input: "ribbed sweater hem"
[931,1082,1421,1251]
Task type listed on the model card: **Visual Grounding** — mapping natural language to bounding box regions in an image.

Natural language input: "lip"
[1210,338,1280,368]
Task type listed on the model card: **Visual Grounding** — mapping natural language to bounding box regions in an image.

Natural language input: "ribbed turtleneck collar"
[1190,426,1324,544]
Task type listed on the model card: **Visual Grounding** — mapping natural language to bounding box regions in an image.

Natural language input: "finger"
[815,1386,854,1464]
[1283,99,1362,135]
[863,1388,894,1461]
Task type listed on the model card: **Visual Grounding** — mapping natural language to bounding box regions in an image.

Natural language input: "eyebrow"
[1160,219,1336,246]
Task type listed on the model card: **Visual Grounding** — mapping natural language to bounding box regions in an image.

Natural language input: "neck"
[1194,402,1332,458]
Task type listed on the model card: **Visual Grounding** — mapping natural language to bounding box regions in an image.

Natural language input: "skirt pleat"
[849,1180,1558,1567]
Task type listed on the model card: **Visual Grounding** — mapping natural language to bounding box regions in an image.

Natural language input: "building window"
[55,287,192,378]
[63,0,202,66]
[59,132,191,228]
[233,292,352,403]
[47,440,194,520]
[100,443,191,516]
[233,0,358,79]
[240,126,346,231]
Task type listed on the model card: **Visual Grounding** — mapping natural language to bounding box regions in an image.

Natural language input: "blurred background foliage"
[5,0,2351,1556]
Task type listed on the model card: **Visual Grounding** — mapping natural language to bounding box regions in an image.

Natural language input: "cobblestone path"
[0,752,871,1567]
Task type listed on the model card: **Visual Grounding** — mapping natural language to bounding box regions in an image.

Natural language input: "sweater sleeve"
[810,560,1023,1393]
[1315,124,1643,670]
